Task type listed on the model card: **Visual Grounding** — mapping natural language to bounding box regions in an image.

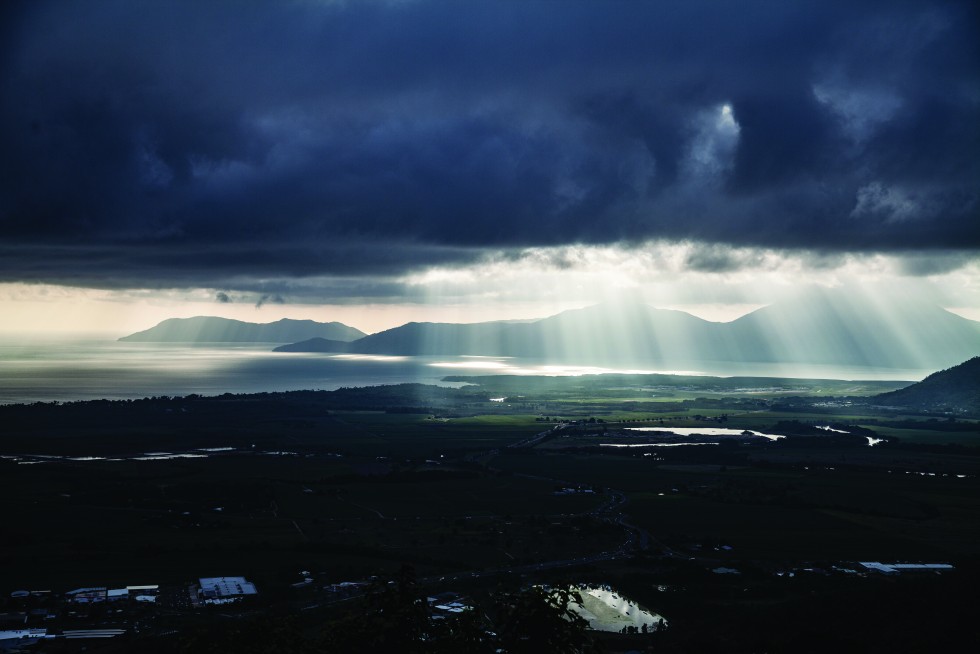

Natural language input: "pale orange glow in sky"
[0,285,590,336]
[1,284,976,337]
[1,245,977,336]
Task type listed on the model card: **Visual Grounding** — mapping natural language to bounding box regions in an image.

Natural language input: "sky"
[0,0,978,335]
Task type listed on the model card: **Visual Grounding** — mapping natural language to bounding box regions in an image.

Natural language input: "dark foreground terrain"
[1,371,978,652]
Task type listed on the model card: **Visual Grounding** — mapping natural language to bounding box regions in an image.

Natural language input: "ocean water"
[0,336,929,405]
[0,338,438,404]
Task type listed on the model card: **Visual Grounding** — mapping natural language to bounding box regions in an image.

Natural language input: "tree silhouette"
[493,585,597,653]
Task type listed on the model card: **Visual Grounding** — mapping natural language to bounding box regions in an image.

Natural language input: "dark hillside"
[875,357,980,415]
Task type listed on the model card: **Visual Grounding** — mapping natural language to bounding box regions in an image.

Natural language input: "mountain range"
[272,289,980,370]
[119,317,366,343]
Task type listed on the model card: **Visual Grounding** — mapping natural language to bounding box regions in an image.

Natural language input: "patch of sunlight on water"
[625,427,784,440]
[602,442,718,447]
[428,358,702,376]
[818,425,884,446]
[329,354,408,362]
[816,425,849,434]
[428,360,514,370]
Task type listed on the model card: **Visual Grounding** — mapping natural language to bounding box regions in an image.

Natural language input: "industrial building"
[198,577,258,600]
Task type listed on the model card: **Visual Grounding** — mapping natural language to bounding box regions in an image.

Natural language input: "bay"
[0,336,928,405]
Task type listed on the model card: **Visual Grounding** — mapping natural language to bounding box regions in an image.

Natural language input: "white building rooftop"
[859,562,954,574]
[199,576,258,598]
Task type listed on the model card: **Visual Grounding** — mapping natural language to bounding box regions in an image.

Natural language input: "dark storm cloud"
[0,240,481,286]
[254,293,285,309]
[0,0,977,292]
[685,245,756,273]
[897,252,978,277]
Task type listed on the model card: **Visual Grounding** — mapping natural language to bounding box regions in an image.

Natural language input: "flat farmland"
[0,451,610,590]
[490,449,980,562]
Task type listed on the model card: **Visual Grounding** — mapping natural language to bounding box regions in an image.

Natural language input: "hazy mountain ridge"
[873,357,980,414]
[273,292,980,370]
[332,304,722,360]
[725,291,980,367]
[119,316,366,343]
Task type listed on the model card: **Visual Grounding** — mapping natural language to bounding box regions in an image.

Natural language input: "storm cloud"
[0,0,977,292]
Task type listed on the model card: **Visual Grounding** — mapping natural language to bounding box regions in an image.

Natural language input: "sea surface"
[0,336,931,405]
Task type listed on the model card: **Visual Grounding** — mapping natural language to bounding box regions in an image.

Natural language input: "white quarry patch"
[565,585,666,633]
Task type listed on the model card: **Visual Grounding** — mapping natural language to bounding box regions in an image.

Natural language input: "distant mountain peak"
[119,316,366,343]
[540,300,707,322]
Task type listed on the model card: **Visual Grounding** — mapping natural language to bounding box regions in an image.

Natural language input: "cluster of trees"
[174,567,600,654]
[320,568,601,653]
[534,416,607,423]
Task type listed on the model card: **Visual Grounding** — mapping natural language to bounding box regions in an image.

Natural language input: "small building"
[859,562,898,575]
[198,577,258,600]
[888,563,954,573]
[66,588,107,604]
[0,628,47,643]
[127,585,159,602]
[859,562,954,575]
[427,592,471,618]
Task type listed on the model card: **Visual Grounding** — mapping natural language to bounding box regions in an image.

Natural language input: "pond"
[626,427,784,440]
